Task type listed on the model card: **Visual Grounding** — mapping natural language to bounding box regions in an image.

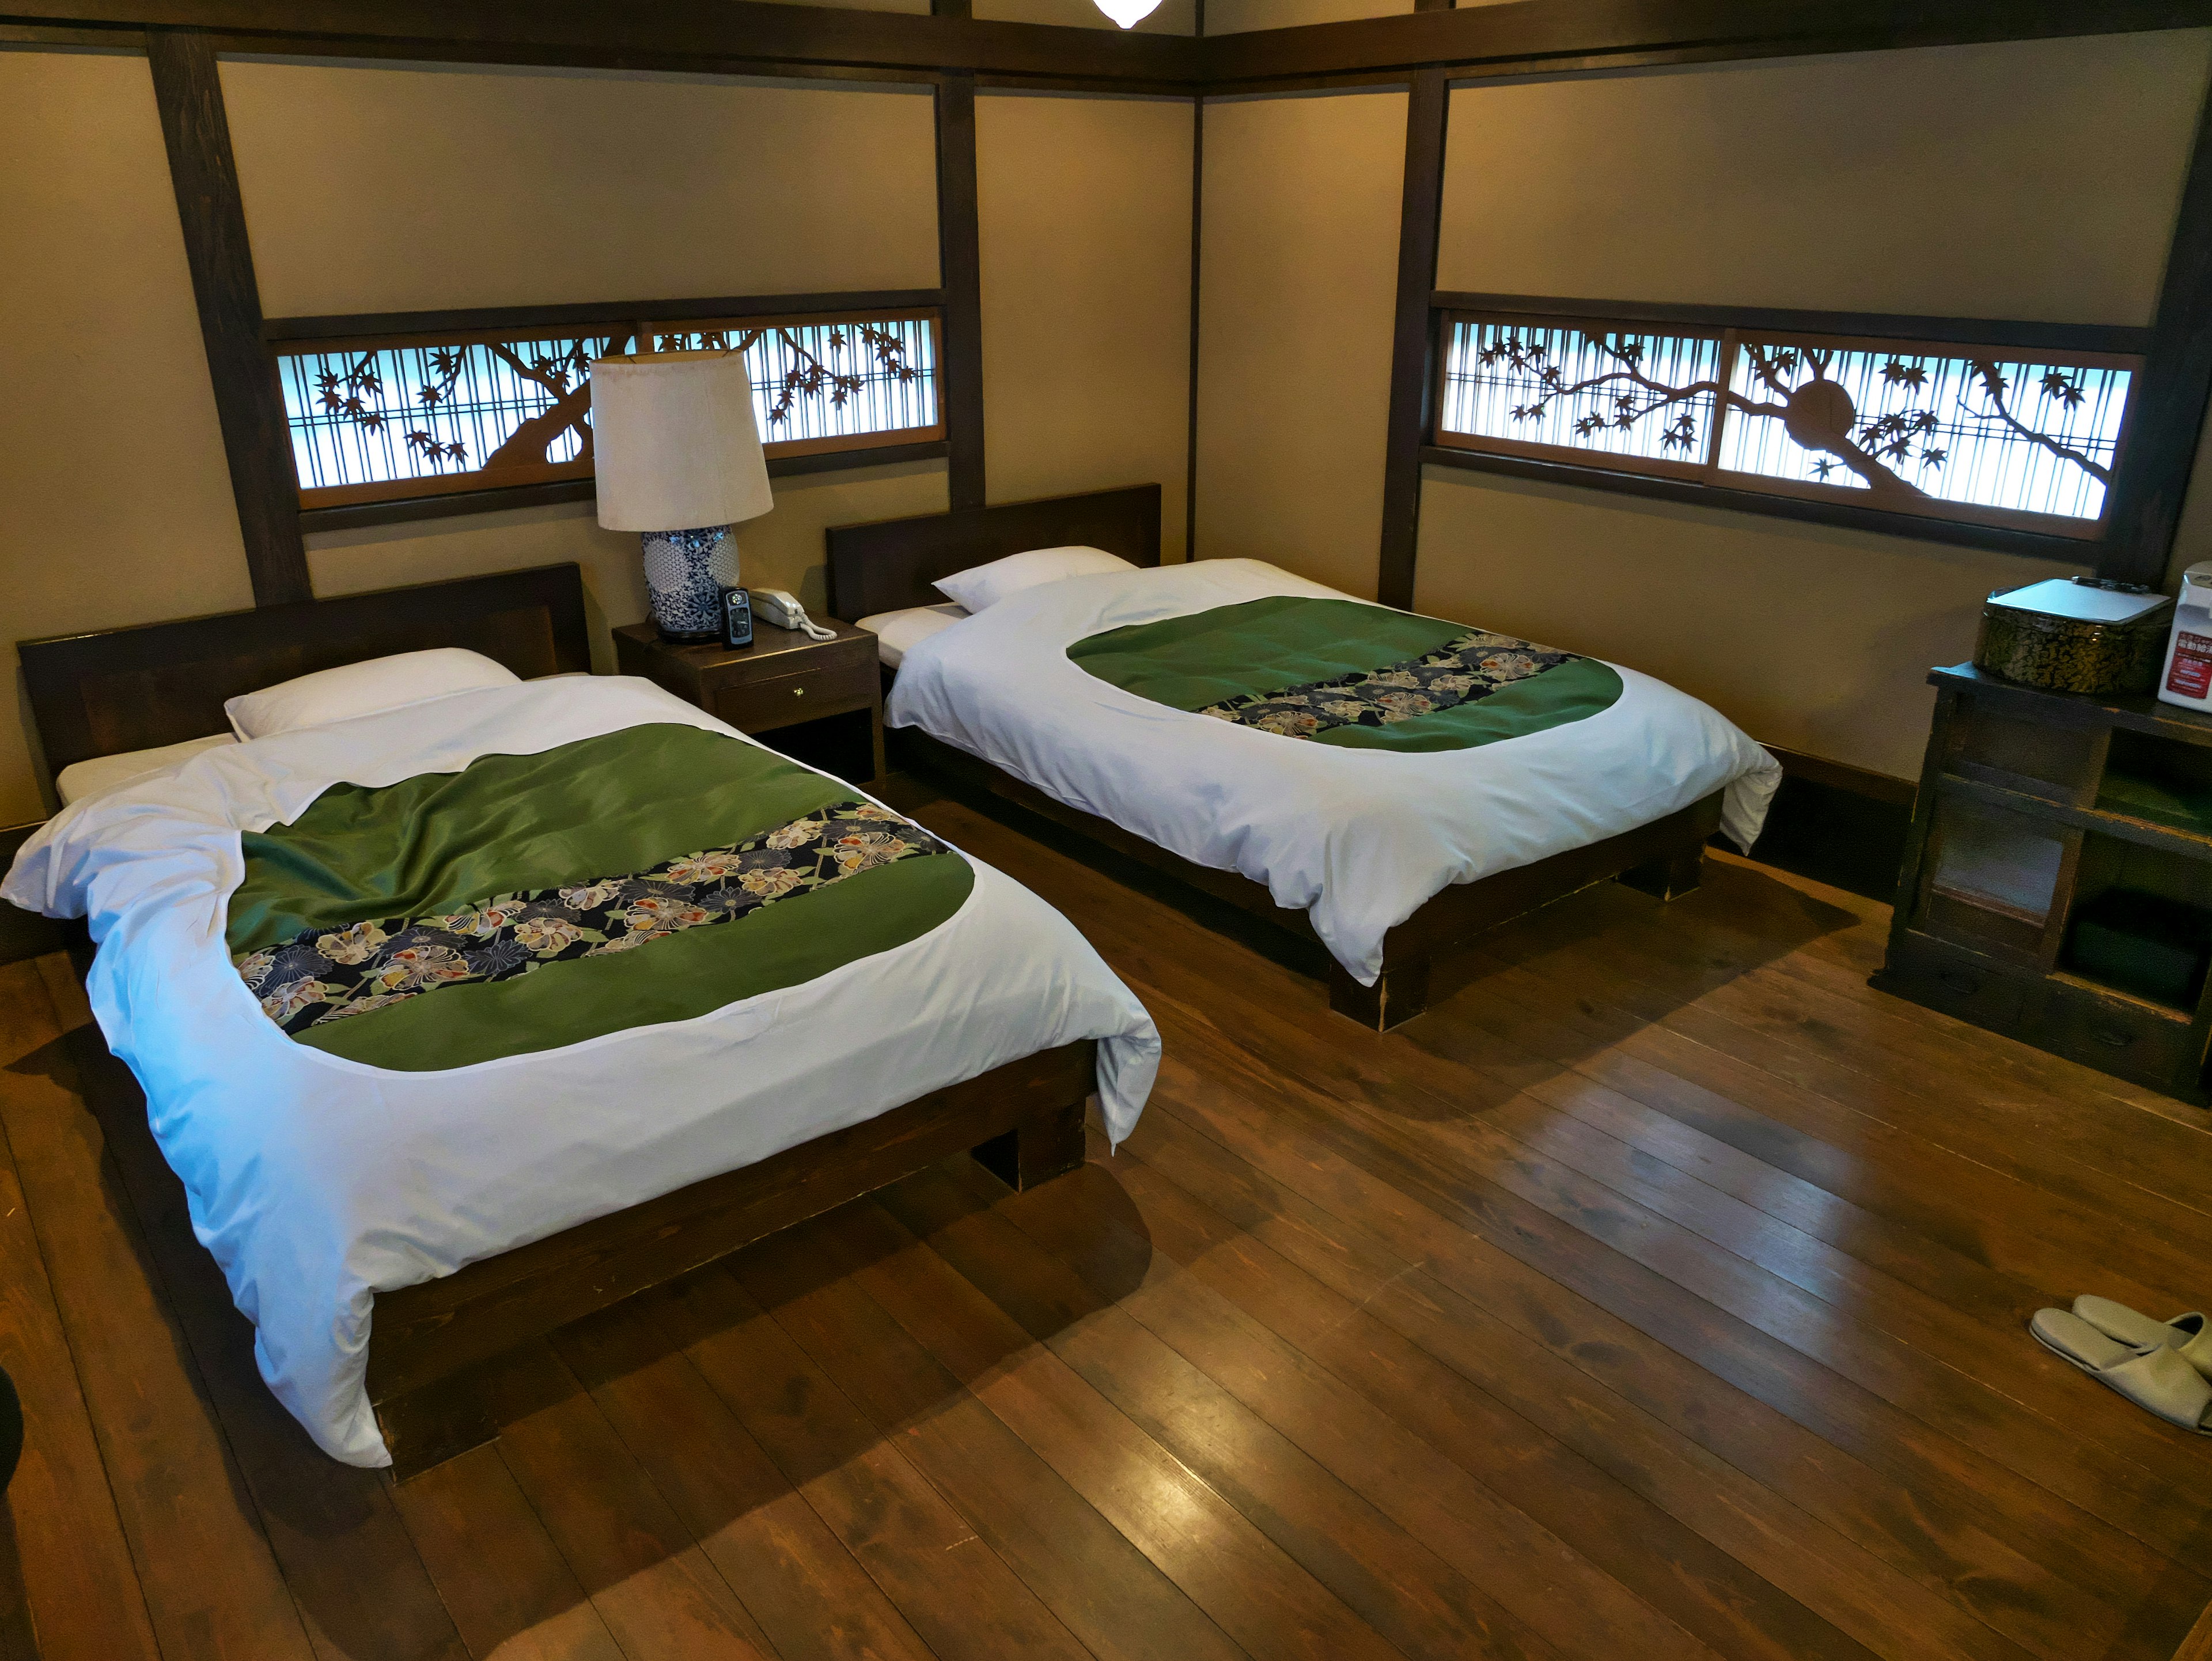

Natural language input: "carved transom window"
[1437,313,2137,538]
[276,311,942,509]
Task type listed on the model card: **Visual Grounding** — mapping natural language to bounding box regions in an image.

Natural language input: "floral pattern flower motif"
[315,920,390,964]
[1200,628,1578,741]
[233,801,954,1036]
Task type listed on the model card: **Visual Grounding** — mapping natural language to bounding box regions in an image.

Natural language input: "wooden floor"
[5,793,2212,1661]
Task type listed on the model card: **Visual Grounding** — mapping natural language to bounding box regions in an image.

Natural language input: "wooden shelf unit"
[1878,663,2212,1103]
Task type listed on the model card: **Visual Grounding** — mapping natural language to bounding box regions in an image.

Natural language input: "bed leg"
[373,1368,499,1485]
[1618,841,1705,902]
[1327,958,1430,1031]
[972,1094,1088,1191]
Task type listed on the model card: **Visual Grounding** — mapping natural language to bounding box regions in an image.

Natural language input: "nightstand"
[614,619,885,785]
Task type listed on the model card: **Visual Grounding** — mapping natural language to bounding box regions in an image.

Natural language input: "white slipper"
[2029,1308,2212,1435]
[2072,1294,2212,1379]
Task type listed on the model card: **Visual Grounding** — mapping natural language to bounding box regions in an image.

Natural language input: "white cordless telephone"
[752,588,838,642]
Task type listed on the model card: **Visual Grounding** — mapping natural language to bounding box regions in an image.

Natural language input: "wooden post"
[935,71,987,509]
[1376,69,1448,610]
[146,28,311,607]
[2100,80,2212,585]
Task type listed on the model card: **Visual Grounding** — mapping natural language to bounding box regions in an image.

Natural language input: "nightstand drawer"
[2036,983,2202,1088]
[714,657,875,733]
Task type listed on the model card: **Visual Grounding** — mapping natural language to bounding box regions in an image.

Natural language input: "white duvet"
[890,559,1781,984]
[2,675,1159,1467]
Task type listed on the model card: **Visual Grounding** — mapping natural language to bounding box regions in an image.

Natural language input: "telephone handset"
[753,588,838,642]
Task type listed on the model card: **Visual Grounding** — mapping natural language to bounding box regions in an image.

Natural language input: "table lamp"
[590,349,774,642]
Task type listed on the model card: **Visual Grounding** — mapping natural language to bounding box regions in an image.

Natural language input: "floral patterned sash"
[1198,630,1578,739]
[234,801,952,1034]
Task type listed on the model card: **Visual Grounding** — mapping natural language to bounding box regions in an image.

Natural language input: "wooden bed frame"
[827,486,1722,1030]
[16,563,1094,1479]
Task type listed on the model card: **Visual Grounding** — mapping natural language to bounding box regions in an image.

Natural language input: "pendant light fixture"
[1094,0,1163,24]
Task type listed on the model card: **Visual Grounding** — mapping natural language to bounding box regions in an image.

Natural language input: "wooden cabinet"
[1880,663,2212,1103]
[613,618,885,786]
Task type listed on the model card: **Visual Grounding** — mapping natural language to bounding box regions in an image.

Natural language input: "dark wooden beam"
[1431,291,2152,358]
[10,0,2207,90]
[1196,0,2212,88]
[1185,92,1203,560]
[294,441,952,536]
[145,28,310,606]
[935,71,986,509]
[262,289,948,345]
[2101,82,2212,587]
[1420,443,2099,566]
[1377,69,1446,611]
[7,0,1196,82]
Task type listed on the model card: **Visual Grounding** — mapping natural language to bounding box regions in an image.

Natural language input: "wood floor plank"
[1425,972,2212,1479]
[478,1340,778,1661]
[0,983,317,1661]
[653,1263,1098,1661]
[384,1443,625,1661]
[982,1135,1908,1661]
[553,1295,937,1661]
[798,1194,1404,1661]
[1441,1070,2199,1489]
[1487,880,2212,1242]
[965,829,2212,1592]
[733,1213,1252,1661]
[67,1030,470,1661]
[1115,1103,2077,1661]
[0,967,158,1661]
[1430,968,2198,1330]
[1138,1051,2206,1661]
[878,1164,1570,1661]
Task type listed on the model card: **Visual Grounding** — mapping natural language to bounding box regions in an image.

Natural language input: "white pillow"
[55,732,236,807]
[932,545,1136,613]
[855,603,971,668]
[225,648,520,740]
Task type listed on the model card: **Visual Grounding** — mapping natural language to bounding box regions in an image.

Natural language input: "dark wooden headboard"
[18,563,591,775]
[825,485,1162,620]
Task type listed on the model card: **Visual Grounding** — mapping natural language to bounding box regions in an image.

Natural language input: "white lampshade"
[1094,0,1162,23]
[590,350,774,532]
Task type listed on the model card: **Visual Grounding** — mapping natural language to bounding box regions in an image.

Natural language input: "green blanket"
[1067,596,1620,753]
[226,724,973,1071]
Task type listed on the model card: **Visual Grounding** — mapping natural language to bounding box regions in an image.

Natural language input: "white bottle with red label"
[2160,561,2212,710]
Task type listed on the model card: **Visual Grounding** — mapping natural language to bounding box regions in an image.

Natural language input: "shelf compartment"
[2096,728,2212,839]
[1944,698,2103,803]
[1918,796,2069,960]
[2058,833,2212,1012]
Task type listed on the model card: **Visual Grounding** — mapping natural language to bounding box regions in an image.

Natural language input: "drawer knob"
[792,686,805,697]
[1937,970,1980,994]
[2090,1024,2131,1049]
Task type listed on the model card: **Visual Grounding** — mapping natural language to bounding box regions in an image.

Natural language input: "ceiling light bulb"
[1095,0,1163,25]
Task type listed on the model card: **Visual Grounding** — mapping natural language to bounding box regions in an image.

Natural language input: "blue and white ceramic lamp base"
[642,525,741,641]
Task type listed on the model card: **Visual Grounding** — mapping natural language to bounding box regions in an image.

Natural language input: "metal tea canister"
[1974,577,2173,697]
[2159,561,2212,712]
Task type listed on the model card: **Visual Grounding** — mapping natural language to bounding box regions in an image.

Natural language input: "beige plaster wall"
[1194,89,1406,597]
[0,49,256,820]
[220,62,942,316]
[1413,468,2082,779]
[1437,33,2212,324]
[978,92,1194,559]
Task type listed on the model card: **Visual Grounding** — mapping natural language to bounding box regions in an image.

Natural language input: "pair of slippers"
[2031,1296,2212,1434]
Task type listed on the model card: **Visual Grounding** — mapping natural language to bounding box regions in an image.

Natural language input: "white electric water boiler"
[2160,561,2212,712]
